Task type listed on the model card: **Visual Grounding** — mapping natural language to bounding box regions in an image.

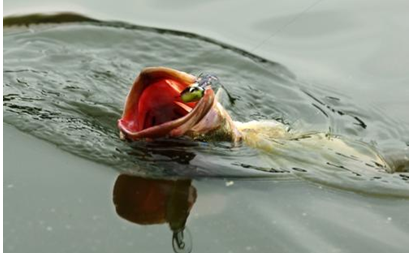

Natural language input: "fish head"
[118,67,241,142]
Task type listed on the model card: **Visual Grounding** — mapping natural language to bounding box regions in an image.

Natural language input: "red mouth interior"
[123,79,197,132]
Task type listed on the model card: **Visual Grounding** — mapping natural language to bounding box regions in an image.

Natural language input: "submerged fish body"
[118,67,390,172]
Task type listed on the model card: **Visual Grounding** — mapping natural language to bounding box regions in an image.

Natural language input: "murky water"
[3,7,409,253]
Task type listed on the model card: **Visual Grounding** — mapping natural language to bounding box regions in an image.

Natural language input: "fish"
[118,67,395,172]
[118,67,242,142]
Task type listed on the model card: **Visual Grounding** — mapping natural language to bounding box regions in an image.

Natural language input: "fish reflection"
[113,174,197,253]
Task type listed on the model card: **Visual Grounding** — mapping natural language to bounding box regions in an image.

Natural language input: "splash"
[3,13,409,196]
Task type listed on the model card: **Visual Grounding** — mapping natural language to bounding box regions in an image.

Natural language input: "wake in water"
[3,13,409,197]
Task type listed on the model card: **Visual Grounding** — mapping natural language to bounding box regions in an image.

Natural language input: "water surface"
[3,8,409,253]
[3,15,409,194]
[4,124,409,253]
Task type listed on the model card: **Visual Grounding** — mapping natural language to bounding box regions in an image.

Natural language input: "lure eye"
[180,86,205,103]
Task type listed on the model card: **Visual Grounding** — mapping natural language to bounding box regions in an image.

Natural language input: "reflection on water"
[113,174,196,253]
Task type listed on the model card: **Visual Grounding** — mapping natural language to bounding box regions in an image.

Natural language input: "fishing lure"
[180,74,219,103]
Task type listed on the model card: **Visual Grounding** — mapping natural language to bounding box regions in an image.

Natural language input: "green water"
[3,2,409,252]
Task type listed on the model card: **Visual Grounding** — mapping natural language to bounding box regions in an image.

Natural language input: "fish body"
[118,67,390,171]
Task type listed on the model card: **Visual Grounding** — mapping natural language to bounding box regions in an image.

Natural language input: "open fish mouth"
[118,67,215,140]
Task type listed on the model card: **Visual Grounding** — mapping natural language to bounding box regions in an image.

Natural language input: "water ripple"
[3,13,409,196]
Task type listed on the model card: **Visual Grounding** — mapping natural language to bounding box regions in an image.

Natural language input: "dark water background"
[4,1,409,252]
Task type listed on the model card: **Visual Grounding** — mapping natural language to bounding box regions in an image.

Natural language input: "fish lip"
[118,68,215,140]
